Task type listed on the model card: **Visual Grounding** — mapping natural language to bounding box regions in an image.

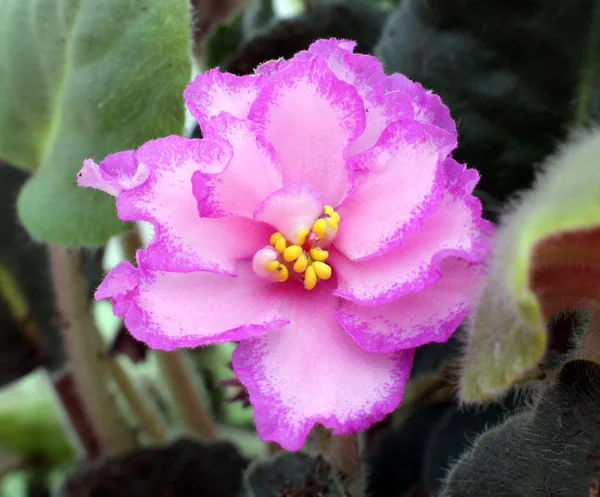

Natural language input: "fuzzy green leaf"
[460,130,600,401]
[0,0,190,246]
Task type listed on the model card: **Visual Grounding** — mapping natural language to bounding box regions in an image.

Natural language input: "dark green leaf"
[376,0,600,205]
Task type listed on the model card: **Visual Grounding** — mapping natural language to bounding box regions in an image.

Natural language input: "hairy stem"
[49,246,136,456]
[108,361,169,445]
[578,306,600,363]
[155,350,217,440]
[312,426,363,497]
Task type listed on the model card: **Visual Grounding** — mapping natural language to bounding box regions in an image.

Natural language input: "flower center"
[252,205,341,290]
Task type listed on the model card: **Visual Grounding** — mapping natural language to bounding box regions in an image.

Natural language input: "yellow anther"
[269,232,283,245]
[312,261,332,280]
[296,227,309,245]
[283,244,302,262]
[274,236,287,254]
[309,247,329,261]
[275,264,289,282]
[324,205,335,216]
[304,265,317,290]
[331,211,341,223]
[293,254,309,273]
[312,218,327,240]
[266,260,280,272]
[326,217,338,230]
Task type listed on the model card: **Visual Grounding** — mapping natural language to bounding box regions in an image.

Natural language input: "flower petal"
[335,120,456,261]
[184,69,265,130]
[232,279,414,451]
[193,116,283,218]
[332,160,493,305]
[96,261,288,350]
[300,38,414,156]
[336,258,484,353]
[77,151,150,196]
[386,73,456,138]
[117,135,272,274]
[253,183,324,242]
[248,57,365,206]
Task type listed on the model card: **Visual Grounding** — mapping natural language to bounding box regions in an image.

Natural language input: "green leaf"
[460,130,600,401]
[440,360,600,496]
[0,0,190,246]
[376,0,600,208]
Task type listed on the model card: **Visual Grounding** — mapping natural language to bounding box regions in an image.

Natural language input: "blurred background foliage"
[0,0,599,496]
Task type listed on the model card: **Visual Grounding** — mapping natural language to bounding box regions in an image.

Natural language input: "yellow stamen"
[296,227,309,245]
[275,264,289,282]
[309,247,329,261]
[312,218,327,240]
[274,236,287,254]
[269,232,283,245]
[293,254,309,273]
[324,205,335,216]
[266,260,280,272]
[312,261,332,280]
[304,265,317,290]
[326,218,338,230]
[283,244,302,262]
[331,212,341,223]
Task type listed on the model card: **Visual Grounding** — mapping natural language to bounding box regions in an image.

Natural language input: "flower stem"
[108,360,169,445]
[155,350,217,440]
[312,426,363,497]
[49,246,136,457]
[578,306,600,363]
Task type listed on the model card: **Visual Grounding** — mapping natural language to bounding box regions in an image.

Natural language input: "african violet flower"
[78,39,493,451]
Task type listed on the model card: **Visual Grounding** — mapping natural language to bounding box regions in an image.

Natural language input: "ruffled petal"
[193,116,283,217]
[299,38,414,156]
[336,258,484,353]
[332,160,493,305]
[231,279,414,451]
[116,135,272,274]
[335,120,456,261]
[385,73,456,138]
[184,69,265,130]
[253,183,323,242]
[96,261,288,350]
[248,57,365,206]
[77,151,150,196]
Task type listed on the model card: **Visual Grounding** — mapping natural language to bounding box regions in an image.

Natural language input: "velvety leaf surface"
[245,452,343,497]
[0,0,190,245]
[440,360,600,497]
[460,130,600,401]
[376,0,600,206]
[60,439,247,497]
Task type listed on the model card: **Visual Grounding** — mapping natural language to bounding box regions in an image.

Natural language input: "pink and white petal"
[248,57,365,206]
[336,258,485,353]
[78,151,150,196]
[78,159,120,196]
[184,69,265,129]
[117,135,271,274]
[253,184,323,242]
[193,116,283,217]
[232,279,414,451]
[335,120,456,261]
[346,90,414,156]
[96,261,288,351]
[332,165,493,305]
[255,58,288,76]
[385,74,456,137]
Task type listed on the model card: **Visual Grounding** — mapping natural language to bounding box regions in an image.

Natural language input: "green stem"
[49,246,136,456]
[155,350,217,440]
[108,361,169,445]
[574,0,600,126]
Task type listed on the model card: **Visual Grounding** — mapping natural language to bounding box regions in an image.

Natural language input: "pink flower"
[78,39,493,451]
